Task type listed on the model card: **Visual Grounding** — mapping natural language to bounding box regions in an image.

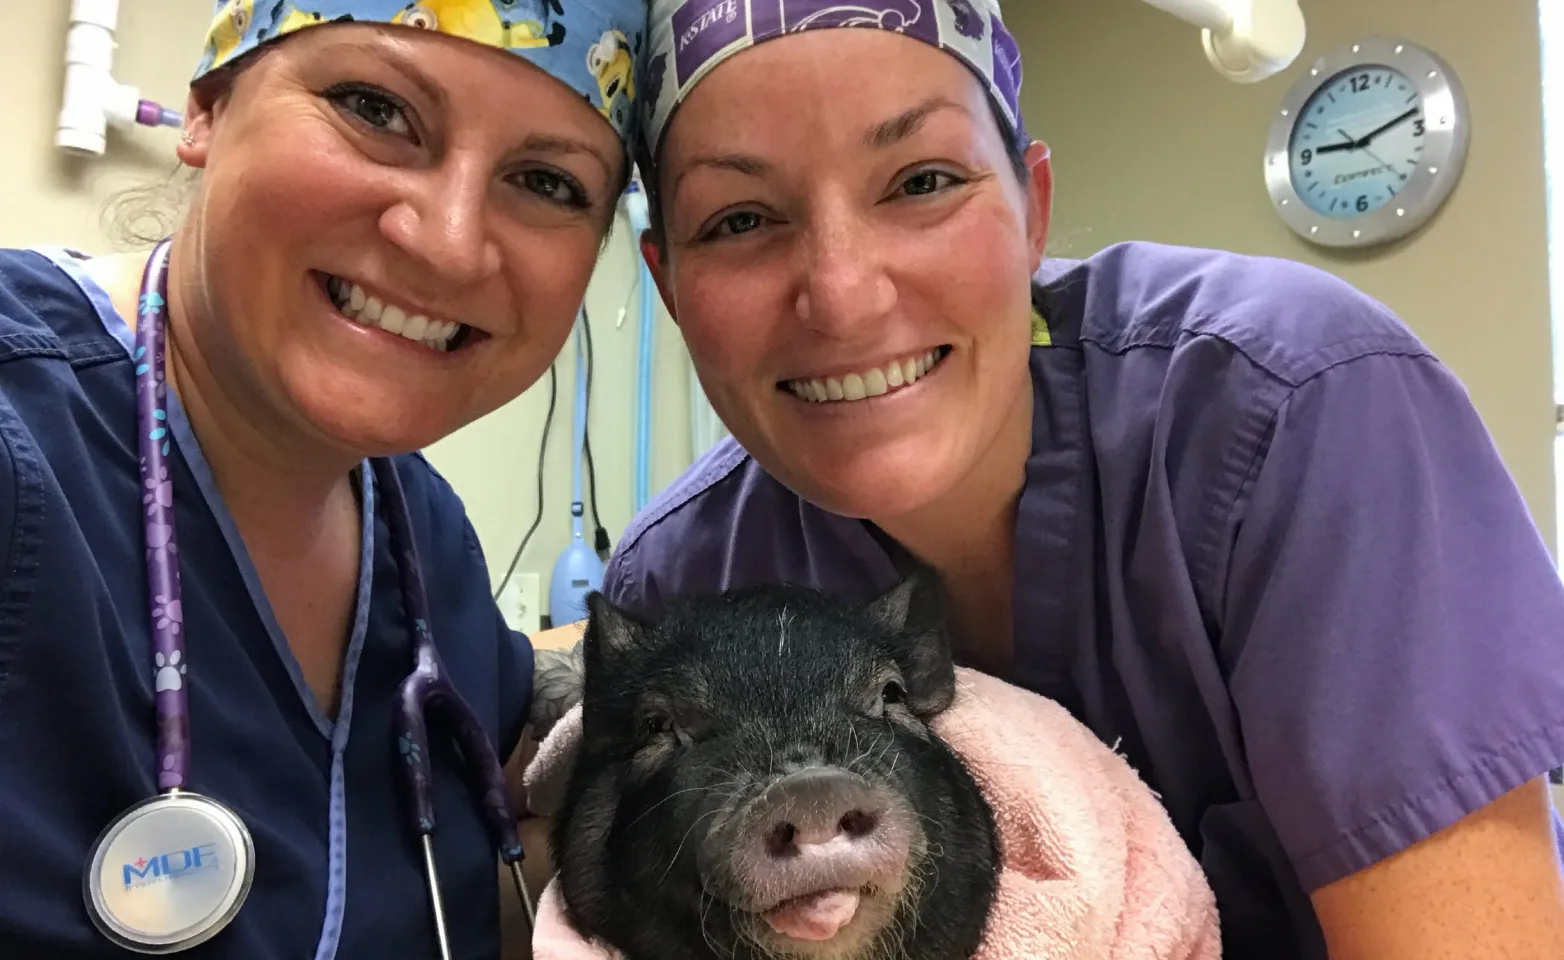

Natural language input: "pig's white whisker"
[624,781,735,832]
[695,890,723,957]
[658,807,722,885]
[776,606,793,656]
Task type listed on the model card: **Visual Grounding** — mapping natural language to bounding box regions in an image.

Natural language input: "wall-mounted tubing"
[58,0,183,156]
[136,100,183,128]
[623,179,655,514]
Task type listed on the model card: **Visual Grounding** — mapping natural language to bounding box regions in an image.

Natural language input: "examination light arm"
[1136,0,1306,83]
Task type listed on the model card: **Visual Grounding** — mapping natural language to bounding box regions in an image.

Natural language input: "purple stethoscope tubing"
[123,237,533,954]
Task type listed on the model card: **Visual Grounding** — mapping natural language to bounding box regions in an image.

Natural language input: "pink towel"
[523,666,1221,959]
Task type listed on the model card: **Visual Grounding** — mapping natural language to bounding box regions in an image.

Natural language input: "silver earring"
[180,132,195,147]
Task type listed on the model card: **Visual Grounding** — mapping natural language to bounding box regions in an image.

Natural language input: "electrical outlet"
[498,572,542,636]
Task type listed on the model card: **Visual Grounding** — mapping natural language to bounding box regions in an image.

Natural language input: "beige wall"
[0,1,206,250]
[0,1,697,618]
[1006,0,1559,553]
[3,1,1558,595]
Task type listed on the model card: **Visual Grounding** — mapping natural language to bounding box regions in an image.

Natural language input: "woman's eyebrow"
[376,45,448,108]
[313,34,449,109]
[672,153,772,203]
[309,33,612,179]
[519,133,616,181]
[666,97,969,201]
[865,97,966,149]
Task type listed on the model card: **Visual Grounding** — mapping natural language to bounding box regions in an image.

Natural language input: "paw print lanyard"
[83,238,535,956]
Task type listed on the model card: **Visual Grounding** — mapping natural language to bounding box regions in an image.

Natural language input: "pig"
[548,571,1000,960]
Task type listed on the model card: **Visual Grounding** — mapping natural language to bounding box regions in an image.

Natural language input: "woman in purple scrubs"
[554,0,1564,956]
[0,3,644,956]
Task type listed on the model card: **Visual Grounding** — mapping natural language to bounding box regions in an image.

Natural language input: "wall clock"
[1264,36,1471,249]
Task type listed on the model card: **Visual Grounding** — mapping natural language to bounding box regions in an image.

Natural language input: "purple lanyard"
[133,239,523,865]
[135,239,190,791]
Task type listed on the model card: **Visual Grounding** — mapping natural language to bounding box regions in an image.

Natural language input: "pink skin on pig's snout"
[705,768,917,950]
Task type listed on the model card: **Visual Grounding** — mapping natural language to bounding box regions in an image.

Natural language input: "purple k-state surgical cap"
[640,0,1028,159]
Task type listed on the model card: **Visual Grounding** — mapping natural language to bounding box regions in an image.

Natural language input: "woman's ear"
[1023,140,1054,266]
[176,88,217,170]
[641,230,679,328]
[176,73,241,170]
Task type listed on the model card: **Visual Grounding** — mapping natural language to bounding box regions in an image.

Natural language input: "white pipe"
[57,0,181,157]
[1137,0,1306,83]
[1137,0,1233,33]
[58,0,122,155]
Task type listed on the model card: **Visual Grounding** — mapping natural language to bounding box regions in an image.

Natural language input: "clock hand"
[1363,145,1393,169]
[1359,107,1420,145]
[1314,127,1362,155]
[1311,110,1419,157]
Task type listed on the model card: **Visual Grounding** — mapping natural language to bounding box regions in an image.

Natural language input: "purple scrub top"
[601,240,1564,957]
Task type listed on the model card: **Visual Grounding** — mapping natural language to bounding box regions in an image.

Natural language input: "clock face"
[1288,65,1428,219]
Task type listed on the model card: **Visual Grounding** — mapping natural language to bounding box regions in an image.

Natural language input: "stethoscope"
[82,238,536,956]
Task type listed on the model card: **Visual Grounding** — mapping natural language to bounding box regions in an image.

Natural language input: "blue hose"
[569,315,588,540]
[548,309,604,625]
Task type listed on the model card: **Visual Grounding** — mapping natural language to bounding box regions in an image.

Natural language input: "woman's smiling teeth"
[784,347,949,403]
[326,275,467,352]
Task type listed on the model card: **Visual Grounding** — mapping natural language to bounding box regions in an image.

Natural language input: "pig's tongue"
[764,889,862,941]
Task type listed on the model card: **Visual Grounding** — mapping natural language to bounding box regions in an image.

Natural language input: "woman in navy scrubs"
[588,1,1564,958]
[0,2,645,957]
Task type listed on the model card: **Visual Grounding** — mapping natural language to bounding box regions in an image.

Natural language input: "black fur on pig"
[549,571,1000,960]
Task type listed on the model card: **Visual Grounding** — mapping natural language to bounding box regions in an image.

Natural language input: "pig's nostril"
[764,808,879,859]
[766,822,800,858]
[754,769,892,861]
[838,809,877,838]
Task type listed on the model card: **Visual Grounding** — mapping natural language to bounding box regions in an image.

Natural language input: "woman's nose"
[796,206,897,336]
[378,159,502,287]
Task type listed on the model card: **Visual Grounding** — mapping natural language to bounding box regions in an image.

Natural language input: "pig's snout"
[758,768,892,865]
[713,767,915,945]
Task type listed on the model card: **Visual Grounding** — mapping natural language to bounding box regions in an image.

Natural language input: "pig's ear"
[865,567,942,634]
[866,569,956,716]
[865,571,913,631]
[583,591,647,658]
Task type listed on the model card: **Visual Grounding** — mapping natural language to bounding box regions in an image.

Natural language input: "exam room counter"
[500,621,587,960]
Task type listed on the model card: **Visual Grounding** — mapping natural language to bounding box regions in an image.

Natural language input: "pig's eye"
[641,713,673,738]
[880,680,906,708]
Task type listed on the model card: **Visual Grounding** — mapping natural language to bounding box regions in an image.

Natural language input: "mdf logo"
[121,842,220,889]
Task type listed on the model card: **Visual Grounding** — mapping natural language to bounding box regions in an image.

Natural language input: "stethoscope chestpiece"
[83,790,255,954]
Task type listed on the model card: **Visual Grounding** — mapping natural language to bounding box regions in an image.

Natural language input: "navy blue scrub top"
[0,248,535,959]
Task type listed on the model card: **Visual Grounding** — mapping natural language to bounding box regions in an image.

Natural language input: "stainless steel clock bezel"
[1264,36,1470,249]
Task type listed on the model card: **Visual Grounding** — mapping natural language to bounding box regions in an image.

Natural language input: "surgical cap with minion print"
[192,0,648,144]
